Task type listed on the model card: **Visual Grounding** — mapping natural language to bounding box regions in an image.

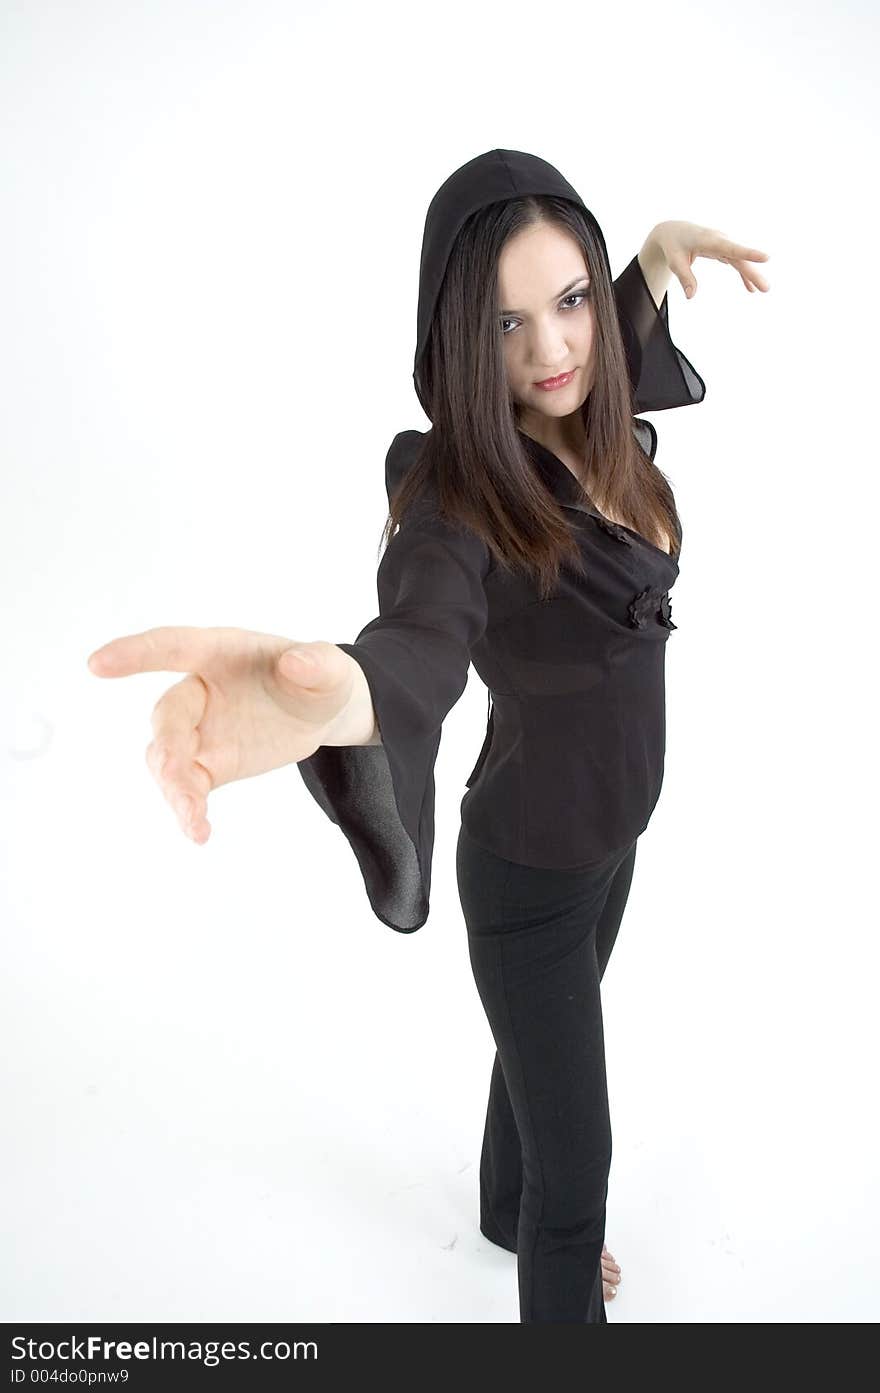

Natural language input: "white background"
[2,0,877,1324]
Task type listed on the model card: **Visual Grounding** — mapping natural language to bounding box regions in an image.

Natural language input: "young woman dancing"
[88,148,769,1322]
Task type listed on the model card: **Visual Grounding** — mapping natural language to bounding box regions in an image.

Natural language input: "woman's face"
[497,220,595,435]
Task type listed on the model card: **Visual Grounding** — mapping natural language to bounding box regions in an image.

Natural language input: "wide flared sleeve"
[613,253,706,414]
[296,436,491,935]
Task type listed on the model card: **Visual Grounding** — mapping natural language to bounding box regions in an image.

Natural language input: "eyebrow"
[499,275,590,316]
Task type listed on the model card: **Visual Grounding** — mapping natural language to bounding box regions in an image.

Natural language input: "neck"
[516,409,586,461]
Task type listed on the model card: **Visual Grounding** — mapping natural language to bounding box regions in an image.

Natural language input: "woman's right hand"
[87,627,360,844]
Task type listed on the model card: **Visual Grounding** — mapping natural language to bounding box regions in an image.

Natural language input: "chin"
[535,392,583,415]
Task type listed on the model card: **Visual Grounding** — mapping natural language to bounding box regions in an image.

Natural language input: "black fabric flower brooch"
[658,592,677,630]
[628,585,678,630]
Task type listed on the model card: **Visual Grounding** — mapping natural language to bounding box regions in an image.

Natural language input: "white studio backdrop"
[2,0,877,1324]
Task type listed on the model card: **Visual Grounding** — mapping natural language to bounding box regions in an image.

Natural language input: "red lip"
[535,369,576,390]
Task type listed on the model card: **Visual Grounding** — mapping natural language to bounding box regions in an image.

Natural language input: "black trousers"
[455,821,638,1323]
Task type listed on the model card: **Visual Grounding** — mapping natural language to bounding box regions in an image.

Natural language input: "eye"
[500,288,591,336]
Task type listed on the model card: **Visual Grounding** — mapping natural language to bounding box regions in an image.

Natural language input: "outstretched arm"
[638,221,771,309]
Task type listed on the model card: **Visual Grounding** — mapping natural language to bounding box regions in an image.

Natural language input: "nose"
[530,326,570,374]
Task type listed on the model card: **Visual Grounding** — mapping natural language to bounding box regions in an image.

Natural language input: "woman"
[87,148,769,1323]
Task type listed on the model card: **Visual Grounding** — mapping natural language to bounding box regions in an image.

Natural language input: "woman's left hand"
[649,221,770,298]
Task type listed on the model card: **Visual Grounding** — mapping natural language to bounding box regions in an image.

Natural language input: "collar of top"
[517,429,595,514]
[519,428,679,574]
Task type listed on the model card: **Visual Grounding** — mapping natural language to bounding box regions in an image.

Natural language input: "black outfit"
[296,148,705,1322]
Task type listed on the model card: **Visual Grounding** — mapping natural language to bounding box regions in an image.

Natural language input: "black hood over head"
[412,148,613,416]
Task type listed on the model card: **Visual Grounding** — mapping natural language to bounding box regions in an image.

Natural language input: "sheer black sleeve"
[296,434,490,934]
[613,253,706,415]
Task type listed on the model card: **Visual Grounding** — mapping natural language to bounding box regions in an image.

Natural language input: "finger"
[145,746,212,838]
[707,239,770,266]
[669,256,698,298]
[145,675,214,835]
[87,625,236,678]
[146,746,214,841]
[732,260,771,292]
[724,243,770,263]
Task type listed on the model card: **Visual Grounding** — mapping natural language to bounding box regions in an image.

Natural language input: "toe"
[601,1240,622,1295]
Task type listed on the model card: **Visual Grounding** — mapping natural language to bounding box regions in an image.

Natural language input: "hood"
[413,148,613,416]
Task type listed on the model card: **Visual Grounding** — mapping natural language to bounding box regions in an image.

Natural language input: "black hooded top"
[297,149,705,933]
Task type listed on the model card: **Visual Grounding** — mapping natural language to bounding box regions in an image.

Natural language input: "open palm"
[87,627,354,844]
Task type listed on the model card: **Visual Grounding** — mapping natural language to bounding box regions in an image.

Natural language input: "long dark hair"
[384,195,681,601]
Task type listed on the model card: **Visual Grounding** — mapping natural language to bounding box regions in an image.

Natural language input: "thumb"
[279,643,320,678]
[273,641,353,731]
[277,640,346,687]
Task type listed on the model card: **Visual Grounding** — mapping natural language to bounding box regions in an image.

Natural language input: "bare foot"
[602,1242,621,1301]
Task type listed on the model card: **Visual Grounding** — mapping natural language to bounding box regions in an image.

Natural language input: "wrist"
[322,650,381,747]
[639,224,668,268]
[643,222,671,263]
[637,228,672,311]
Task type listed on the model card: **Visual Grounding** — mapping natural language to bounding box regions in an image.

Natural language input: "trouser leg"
[478,1049,521,1252]
[476,841,638,1261]
[457,825,637,1322]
